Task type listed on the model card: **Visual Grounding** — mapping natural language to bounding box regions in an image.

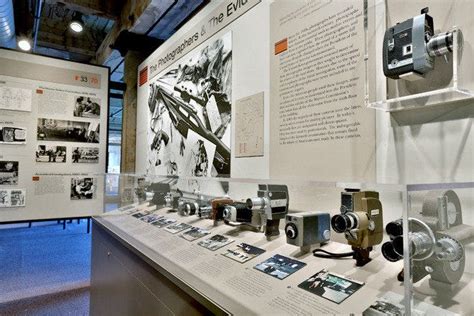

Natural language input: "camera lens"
[392,236,404,256]
[331,213,357,233]
[382,241,402,262]
[246,197,265,210]
[285,223,298,239]
[222,207,231,219]
[386,220,403,237]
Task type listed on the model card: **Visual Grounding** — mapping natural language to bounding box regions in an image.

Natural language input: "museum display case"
[365,0,474,111]
[87,173,473,315]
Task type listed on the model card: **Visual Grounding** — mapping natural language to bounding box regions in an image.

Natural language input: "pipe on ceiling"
[0,0,16,48]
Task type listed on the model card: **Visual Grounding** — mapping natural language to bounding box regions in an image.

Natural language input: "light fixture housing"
[18,38,32,51]
[69,11,84,33]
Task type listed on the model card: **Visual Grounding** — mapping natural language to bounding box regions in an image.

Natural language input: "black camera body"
[383,8,434,79]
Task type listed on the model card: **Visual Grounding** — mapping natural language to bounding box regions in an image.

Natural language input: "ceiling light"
[18,39,32,51]
[69,12,84,33]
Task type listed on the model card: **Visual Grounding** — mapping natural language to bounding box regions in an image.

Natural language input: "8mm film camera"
[285,212,330,253]
[383,7,460,80]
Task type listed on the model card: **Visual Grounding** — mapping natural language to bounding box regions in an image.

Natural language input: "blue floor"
[0,220,91,315]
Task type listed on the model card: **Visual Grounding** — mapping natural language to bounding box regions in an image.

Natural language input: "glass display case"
[365,0,474,111]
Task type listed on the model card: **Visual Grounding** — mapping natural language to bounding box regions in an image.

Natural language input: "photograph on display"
[254,254,306,280]
[70,177,96,200]
[0,126,26,144]
[140,213,163,223]
[37,118,99,143]
[36,145,66,163]
[72,147,99,163]
[132,210,151,218]
[0,189,26,208]
[0,161,19,185]
[298,269,364,304]
[165,222,192,234]
[180,226,210,241]
[151,217,177,228]
[73,96,101,118]
[222,243,266,263]
[146,32,232,177]
[198,234,234,251]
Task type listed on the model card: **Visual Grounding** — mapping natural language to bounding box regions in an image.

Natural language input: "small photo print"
[74,96,101,118]
[151,217,177,228]
[198,234,234,251]
[70,177,96,200]
[140,213,163,223]
[132,210,151,218]
[180,227,211,241]
[222,243,266,263]
[0,161,19,185]
[0,189,26,207]
[37,118,99,143]
[36,145,66,163]
[165,222,192,234]
[0,126,27,144]
[254,254,306,280]
[72,147,99,163]
[298,269,364,304]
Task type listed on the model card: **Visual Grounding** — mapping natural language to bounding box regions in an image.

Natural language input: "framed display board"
[0,48,109,222]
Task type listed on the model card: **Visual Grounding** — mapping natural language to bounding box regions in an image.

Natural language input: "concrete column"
[121,51,146,173]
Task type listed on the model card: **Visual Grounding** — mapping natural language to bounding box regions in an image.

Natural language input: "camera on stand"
[382,190,474,288]
[285,212,330,253]
[330,190,384,266]
[246,184,289,240]
[383,7,460,80]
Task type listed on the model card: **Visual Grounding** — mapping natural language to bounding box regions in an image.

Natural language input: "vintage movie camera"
[330,190,384,266]
[382,190,474,287]
[210,197,234,224]
[246,184,289,239]
[222,202,263,229]
[285,212,330,253]
[383,7,459,80]
[178,200,200,216]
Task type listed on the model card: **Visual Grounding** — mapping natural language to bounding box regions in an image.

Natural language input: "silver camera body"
[285,212,330,252]
[223,202,262,228]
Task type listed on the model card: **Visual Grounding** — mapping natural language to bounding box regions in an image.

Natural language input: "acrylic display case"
[365,0,474,112]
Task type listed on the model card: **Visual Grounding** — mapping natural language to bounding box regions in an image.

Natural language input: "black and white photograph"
[146,32,232,177]
[165,222,192,234]
[36,145,66,163]
[70,177,96,200]
[298,269,364,304]
[140,213,163,224]
[151,217,177,228]
[198,234,234,251]
[222,243,266,263]
[180,226,210,241]
[364,300,404,316]
[37,118,100,143]
[0,189,26,208]
[0,161,19,185]
[73,95,101,118]
[131,210,151,219]
[254,254,306,280]
[72,147,99,163]
[0,126,27,144]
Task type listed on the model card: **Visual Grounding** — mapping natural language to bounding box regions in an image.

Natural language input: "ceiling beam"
[44,0,126,19]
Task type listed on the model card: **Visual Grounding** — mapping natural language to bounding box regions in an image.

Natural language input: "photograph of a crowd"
[36,145,66,163]
[72,147,99,163]
[37,118,99,143]
[146,32,232,177]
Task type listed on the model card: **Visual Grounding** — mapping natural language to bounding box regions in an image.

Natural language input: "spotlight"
[18,38,32,51]
[69,12,84,33]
